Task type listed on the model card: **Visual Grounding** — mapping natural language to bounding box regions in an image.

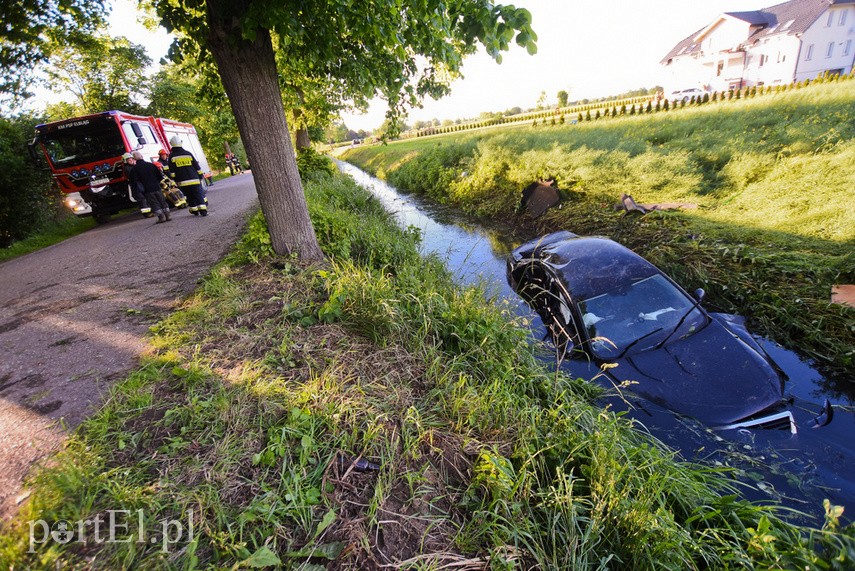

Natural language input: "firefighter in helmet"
[157,149,170,176]
[167,136,208,216]
[155,148,187,209]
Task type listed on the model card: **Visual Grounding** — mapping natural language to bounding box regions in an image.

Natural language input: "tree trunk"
[206,11,323,261]
[295,125,311,150]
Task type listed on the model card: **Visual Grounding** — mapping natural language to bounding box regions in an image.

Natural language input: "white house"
[661,0,855,93]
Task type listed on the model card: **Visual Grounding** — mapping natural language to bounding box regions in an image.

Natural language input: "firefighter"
[154,149,187,209]
[123,152,152,218]
[157,149,170,176]
[225,152,235,176]
[167,136,208,216]
[127,151,171,223]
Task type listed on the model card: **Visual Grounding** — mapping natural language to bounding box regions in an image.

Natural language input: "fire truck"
[28,111,213,223]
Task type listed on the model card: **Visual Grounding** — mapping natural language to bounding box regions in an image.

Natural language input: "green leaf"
[234,546,281,569]
[313,509,337,539]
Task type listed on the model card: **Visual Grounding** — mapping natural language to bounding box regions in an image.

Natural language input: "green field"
[343,78,855,377]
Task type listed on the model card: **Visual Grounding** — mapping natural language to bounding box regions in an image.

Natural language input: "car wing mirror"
[694,288,705,302]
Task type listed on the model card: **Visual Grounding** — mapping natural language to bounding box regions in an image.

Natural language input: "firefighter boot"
[156,211,166,223]
[164,209,172,222]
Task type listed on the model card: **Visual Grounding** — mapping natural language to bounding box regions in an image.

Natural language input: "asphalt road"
[0,173,259,522]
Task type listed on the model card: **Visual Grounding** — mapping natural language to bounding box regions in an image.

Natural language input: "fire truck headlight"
[101,162,110,171]
[79,168,89,177]
[72,170,80,178]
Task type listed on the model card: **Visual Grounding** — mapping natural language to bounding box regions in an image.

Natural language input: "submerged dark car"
[507,231,808,432]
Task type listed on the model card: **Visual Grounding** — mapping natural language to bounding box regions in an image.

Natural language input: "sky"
[33,0,773,130]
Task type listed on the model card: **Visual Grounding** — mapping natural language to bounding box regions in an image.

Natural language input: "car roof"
[512,233,659,300]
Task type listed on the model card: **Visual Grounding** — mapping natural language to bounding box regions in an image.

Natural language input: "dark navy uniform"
[128,159,171,222]
[168,145,207,216]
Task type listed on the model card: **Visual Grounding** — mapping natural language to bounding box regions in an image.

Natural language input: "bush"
[0,114,58,248]
[295,147,336,180]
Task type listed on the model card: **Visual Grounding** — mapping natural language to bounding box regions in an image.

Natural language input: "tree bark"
[295,124,311,150]
[206,14,323,261]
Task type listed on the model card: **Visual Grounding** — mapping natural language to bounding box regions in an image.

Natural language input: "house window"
[717,61,724,76]
[826,12,834,27]
[826,42,834,58]
[844,40,852,56]
[840,11,847,26]
[759,54,766,67]
[806,44,814,60]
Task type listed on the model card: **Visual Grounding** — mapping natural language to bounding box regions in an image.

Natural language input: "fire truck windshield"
[41,120,126,167]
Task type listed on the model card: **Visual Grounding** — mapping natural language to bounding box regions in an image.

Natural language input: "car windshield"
[41,119,125,167]
[578,274,707,359]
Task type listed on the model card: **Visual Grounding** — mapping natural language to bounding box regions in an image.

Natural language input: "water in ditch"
[337,160,855,526]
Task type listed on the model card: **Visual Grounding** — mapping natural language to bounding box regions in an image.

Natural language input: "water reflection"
[336,160,854,524]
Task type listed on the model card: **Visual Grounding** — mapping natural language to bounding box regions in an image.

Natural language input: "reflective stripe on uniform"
[177,180,202,187]
[140,207,152,213]
[172,156,194,167]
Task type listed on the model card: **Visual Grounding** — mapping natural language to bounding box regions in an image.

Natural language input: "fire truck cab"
[28,111,212,223]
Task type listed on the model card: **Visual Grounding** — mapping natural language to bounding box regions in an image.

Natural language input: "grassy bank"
[2,165,853,569]
[342,79,855,379]
[0,215,95,264]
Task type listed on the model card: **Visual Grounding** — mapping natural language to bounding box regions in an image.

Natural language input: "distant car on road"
[669,88,706,102]
[507,231,834,433]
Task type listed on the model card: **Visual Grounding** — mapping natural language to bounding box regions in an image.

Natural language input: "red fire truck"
[28,110,213,223]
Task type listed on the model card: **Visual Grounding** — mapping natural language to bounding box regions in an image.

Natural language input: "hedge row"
[412,70,855,136]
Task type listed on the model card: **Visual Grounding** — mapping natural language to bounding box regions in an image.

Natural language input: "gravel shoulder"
[0,173,259,522]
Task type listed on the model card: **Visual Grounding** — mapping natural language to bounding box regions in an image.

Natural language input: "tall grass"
[343,80,855,375]
[2,166,852,569]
